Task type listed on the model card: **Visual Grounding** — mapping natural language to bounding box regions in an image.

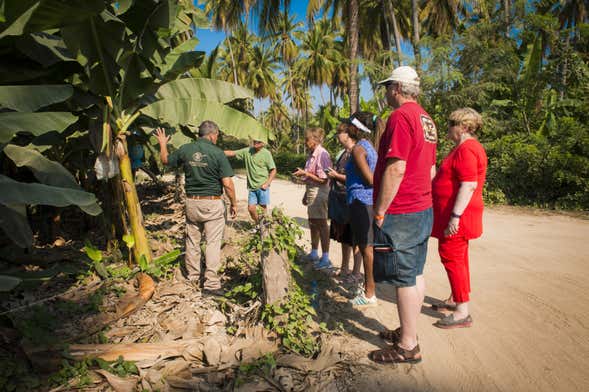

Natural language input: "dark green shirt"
[168,138,234,196]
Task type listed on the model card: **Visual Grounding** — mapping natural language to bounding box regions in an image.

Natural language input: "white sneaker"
[350,293,378,307]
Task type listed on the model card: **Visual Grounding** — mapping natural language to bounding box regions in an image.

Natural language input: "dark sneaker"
[433,314,473,329]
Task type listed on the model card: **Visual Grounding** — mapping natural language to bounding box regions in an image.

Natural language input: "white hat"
[378,66,420,86]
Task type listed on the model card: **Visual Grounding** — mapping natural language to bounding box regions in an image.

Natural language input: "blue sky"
[193,1,375,115]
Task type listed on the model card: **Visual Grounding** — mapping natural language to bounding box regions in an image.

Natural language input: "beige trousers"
[185,198,225,290]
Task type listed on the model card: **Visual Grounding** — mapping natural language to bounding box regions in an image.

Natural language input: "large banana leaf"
[159,38,204,80]
[120,0,176,65]
[0,85,73,112]
[0,0,104,39]
[142,98,270,143]
[0,275,22,292]
[62,11,127,96]
[0,204,32,248]
[118,52,155,107]
[0,112,77,143]
[0,174,102,216]
[15,32,76,67]
[155,78,254,103]
[3,144,78,189]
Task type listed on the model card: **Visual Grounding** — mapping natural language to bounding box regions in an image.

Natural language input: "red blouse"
[432,139,488,239]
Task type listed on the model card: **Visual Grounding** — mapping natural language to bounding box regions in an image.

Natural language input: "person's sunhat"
[378,65,420,86]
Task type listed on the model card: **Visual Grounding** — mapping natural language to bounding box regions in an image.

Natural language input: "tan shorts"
[305,185,329,219]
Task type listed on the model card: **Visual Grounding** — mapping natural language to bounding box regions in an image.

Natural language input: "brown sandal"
[431,300,457,311]
[369,343,422,364]
[378,327,401,344]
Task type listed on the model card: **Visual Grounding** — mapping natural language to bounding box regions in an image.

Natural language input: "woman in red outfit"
[432,108,487,329]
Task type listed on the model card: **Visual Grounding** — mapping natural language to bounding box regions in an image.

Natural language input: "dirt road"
[233,175,589,392]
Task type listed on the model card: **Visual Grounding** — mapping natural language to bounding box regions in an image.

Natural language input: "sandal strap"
[379,327,401,341]
[370,343,421,363]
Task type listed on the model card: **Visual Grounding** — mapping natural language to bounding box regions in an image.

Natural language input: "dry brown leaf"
[166,375,204,390]
[95,369,139,392]
[181,341,204,362]
[160,358,190,377]
[202,337,221,366]
[205,310,226,326]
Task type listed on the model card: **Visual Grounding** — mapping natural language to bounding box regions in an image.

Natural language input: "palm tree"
[420,0,466,38]
[295,18,340,90]
[246,44,280,99]
[282,66,312,151]
[261,97,291,150]
[382,0,405,66]
[348,0,360,113]
[307,0,361,112]
[203,0,256,83]
[217,22,256,85]
[269,10,303,66]
[254,0,294,37]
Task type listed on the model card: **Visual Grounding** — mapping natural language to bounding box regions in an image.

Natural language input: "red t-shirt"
[373,102,438,214]
[431,139,488,239]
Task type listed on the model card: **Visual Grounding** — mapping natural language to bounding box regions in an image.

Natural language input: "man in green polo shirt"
[225,139,276,222]
[155,121,237,294]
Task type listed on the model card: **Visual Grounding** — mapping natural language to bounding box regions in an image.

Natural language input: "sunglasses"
[448,120,461,127]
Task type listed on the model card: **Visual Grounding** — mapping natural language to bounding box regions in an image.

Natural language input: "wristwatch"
[450,212,461,218]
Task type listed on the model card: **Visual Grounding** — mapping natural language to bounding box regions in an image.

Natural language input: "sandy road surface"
[233,175,589,392]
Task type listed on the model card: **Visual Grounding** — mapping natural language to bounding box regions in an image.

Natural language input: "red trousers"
[438,236,471,303]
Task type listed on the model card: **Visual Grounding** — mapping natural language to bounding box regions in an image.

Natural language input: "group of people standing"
[293,65,488,364]
[156,64,488,365]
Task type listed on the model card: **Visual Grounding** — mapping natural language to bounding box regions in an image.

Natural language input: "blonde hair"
[305,127,325,144]
[449,107,483,134]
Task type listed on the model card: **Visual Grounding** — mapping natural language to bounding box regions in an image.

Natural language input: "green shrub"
[273,152,307,176]
[484,123,589,210]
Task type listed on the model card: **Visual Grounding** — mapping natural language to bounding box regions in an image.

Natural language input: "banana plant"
[0,85,102,248]
[0,0,270,264]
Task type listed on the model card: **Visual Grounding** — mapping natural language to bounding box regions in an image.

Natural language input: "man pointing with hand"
[156,121,237,295]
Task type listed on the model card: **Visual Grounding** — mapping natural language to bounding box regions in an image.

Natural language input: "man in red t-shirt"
[369,66,437,365]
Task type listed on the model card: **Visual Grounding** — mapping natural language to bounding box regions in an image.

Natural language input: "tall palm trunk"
[384,0,403,66]
[411,0,421,70]
[504,0,511,36]
[348,0,360,114]
[226,33,238,84]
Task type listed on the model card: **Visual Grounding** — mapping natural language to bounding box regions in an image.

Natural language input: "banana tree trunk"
[116,137,152,265]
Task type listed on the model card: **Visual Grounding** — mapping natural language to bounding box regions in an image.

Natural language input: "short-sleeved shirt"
[432,139,487,239]
[346,139,377,205]
[234,147,276,190]
[167,138,233,196]
[304,144,332,185]
[373,101,438,214]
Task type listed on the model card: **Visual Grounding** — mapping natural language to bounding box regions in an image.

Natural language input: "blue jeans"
[248,188,270,206]
[373,208,433,287]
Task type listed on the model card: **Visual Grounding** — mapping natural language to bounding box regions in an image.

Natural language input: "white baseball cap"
[378,66,420,86]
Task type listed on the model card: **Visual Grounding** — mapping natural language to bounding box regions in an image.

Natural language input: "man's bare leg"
[397,285,420,350]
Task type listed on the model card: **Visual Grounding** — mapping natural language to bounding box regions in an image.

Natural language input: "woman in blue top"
[343,111,382,307]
